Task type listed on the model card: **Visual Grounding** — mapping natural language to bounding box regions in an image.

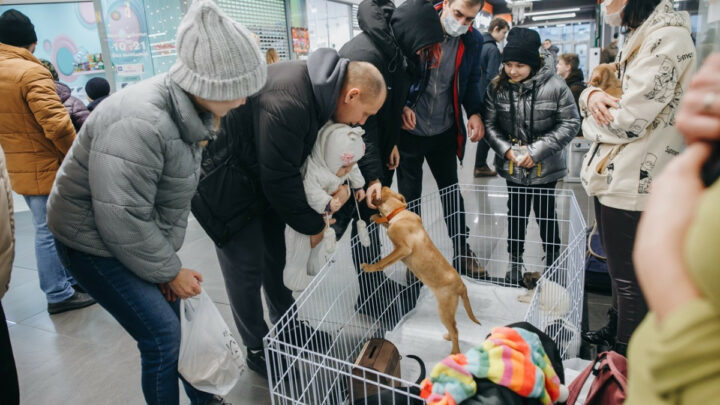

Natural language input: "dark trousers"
[594,198,646,345]
[506,181,561,266]
[58,244,212,405]
[474,138,492,168]
[397,128,469,255]
[0,303,19,405]
[216,211,295,349]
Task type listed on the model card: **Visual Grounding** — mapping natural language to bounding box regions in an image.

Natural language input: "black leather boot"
[504,254,523,286]
[582,307,617,346]
[612,342,628,357]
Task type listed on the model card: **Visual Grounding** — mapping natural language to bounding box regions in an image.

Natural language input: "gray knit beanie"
[169,0,266,101]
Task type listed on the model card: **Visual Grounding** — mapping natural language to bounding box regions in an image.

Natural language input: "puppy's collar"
[374,205,406,224]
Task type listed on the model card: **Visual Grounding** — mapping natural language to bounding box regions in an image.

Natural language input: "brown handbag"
[349,338,402,401]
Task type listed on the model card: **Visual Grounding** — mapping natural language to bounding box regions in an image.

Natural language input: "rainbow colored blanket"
[420,326,563,405]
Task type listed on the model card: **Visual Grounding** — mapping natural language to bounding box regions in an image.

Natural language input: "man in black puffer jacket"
[332,0,444,323]
[192,49,386,378]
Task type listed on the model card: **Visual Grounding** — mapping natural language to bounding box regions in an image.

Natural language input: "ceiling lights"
[525,7,581,17]
[531,13,577,21]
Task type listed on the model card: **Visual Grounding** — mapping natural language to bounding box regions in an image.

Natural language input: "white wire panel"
[264,184,587,404]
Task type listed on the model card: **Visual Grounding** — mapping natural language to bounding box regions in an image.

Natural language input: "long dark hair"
[621,0,662,30]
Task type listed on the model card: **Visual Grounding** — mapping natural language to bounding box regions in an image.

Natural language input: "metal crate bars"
[264,183,586,404]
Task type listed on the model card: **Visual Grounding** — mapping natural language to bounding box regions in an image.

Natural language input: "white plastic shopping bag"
[178,290,244,396]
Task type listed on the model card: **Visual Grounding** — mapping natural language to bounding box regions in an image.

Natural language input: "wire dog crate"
[264,184,587,404]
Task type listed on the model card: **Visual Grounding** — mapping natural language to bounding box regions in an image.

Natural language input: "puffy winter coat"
[302,122,365,214]
[338,0,443,184]
[580,0,695,211]
[0,145,14,299]
[192,49,349,243]
[55,81,90,132]
[47,74,215,283]
[483,55,581,185]
[406,2,485,161]
[0,43,76,195]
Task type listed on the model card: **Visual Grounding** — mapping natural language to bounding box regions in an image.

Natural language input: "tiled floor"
[2,140,611,404]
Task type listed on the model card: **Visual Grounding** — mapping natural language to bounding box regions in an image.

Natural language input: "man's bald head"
[333,61,387,126]
[343,61,386,103]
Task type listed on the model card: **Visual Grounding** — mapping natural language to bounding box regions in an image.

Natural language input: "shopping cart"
[264,184,586,404]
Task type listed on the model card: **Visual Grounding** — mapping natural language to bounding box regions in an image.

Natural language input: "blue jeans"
[56,243,213,405]
[23,195,75,303]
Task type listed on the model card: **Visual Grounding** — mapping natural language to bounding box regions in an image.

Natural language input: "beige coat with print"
[579,0,695,212]
[0,144,15,299]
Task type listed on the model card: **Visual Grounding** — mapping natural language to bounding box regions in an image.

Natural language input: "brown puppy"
[360,187,481,354]
[589,63,623,98]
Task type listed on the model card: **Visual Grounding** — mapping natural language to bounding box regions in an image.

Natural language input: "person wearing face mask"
[579,0,695,356]
[398,0,487,277]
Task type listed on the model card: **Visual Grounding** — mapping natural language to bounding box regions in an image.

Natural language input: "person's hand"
[504,149,516,162]
[354,188,365,202]
[516,153,535,169]
[366,180,382,209]
[387,145,400,170]
[634,143,710,322]
[676,53,720,144]
[167,268,203,299]
[310,218,336,248]
[310,232,324,248]
[159,283,178,302]
[329,197,343,213]
[467,114,485,142]
[332,184,350,207]
[587,90,619,126]
[401,106,416,131]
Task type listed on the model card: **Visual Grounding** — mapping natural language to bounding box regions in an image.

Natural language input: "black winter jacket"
[564,68,585,137]
[478,32,501,105]
[192,49,347,243]
[338,0,442,183]
[483,56,581,185]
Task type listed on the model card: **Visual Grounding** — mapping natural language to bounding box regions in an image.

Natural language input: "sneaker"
[47,291,96,315]
[72,283,86,294]
[246,347,268,378]
[473,165,497,178]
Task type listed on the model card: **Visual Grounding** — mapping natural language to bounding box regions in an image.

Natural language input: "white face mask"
[443,13,469,37]
[602,0,626,27]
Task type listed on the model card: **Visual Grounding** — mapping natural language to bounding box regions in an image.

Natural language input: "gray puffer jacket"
[47,74,215,283]
[483,56,580,185]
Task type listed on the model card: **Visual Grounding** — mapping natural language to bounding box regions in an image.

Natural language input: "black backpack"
[191,108,268,247]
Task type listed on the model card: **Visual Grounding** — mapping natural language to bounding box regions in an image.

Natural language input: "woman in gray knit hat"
[45,1,266,403]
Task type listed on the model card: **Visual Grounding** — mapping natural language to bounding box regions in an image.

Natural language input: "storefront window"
[536,22,593,78]
[307,0,353,52]
[0,2,105,101]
